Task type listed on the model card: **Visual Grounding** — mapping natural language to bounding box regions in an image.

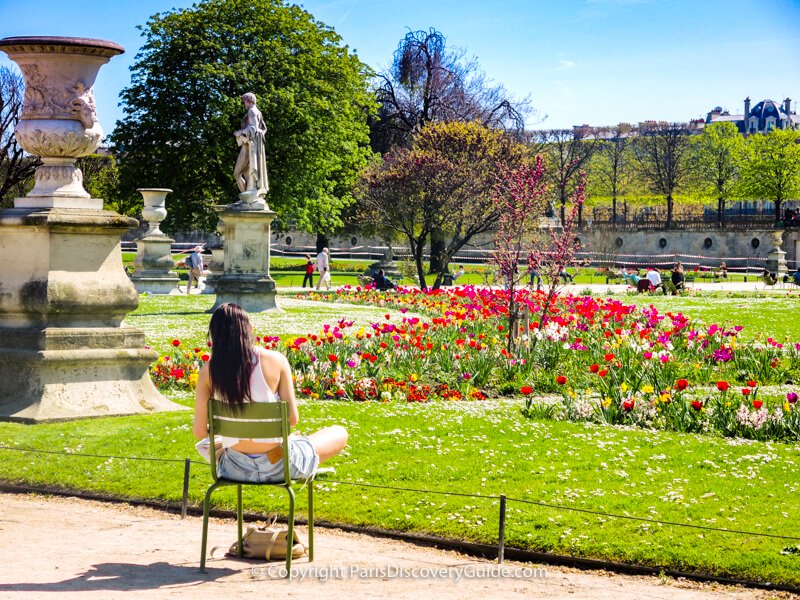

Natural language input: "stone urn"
[0,36,124,208]
[138,188,172,236]
[0,36,178,421]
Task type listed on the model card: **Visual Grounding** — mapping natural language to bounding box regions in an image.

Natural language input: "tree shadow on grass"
[0,561,239,592]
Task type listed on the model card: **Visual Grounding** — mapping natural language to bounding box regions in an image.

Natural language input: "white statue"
[233,92,268,202]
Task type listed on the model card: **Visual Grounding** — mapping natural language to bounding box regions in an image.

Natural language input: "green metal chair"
[199,399,314,576]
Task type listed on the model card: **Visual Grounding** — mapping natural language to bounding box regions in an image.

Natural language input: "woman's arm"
[193,363,212,440]
[276,353,300,426]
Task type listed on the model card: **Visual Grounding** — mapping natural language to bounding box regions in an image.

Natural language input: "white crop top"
[218,353,282,448]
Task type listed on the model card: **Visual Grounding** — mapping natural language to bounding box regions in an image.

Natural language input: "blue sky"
[1,0,798,131]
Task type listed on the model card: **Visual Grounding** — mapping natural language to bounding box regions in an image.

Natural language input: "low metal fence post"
[498,494,507,564]
[181,458,191,519]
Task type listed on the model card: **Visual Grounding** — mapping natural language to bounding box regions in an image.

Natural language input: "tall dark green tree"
[111,0,376,233]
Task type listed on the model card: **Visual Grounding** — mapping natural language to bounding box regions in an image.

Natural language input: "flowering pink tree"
[492,157,585,351]
[492,157,548,351]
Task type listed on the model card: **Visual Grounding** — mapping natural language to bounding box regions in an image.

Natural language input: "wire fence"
[1,442,798,567]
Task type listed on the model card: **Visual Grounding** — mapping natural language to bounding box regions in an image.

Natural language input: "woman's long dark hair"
[207,303,255,408]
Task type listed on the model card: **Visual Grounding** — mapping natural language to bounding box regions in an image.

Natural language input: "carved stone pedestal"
[766,229,788,276]
[131,188,180,294]
[211,205,279,313]
[0,209,176,421]
[202,223,225,295]
[0,36,179,421]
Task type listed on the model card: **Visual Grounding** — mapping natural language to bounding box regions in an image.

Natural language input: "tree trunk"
[718,196,725,228]
[429,228,445,274]
[315,233,329,253]
[776,199,783,224]
[666,194,674,229]
[611,194,617,223]
[410,238,427,291]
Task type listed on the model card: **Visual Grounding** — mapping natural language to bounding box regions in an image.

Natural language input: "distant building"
[706,97,799,134]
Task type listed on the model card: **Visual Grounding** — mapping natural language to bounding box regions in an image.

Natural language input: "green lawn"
[3,292,800,585]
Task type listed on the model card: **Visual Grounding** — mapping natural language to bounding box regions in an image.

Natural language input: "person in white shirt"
[645,267,662,291]
[315,247,330,290]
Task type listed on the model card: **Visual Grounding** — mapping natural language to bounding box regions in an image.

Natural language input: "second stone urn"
[132,188,181,294]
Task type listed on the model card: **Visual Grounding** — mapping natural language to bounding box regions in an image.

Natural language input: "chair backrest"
[762,274,777,286]
[207,399,291,483]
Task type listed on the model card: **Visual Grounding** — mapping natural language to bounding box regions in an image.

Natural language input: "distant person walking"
[186,246,204,294]
[316,247,331,290]
[302,254,314,288]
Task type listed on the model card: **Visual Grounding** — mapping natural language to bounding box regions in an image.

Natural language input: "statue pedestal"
[211,204,279,313]
[131,233,181,294]
[766,229,788,275]
[0,208,178,421]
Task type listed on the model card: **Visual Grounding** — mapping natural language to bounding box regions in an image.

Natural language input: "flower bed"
[149,285,800,441]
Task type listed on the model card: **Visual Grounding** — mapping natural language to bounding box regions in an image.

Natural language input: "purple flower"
[462,372,472,380]
[346,360,357,368]
[711,347,733,363]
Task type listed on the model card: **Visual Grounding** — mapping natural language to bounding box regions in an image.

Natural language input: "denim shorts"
[217,437,319,483]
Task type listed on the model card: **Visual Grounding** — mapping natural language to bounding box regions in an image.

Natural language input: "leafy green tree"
[739,128,800,224]
[357,121,528,289]
[690,122,743,227]
[111,0,376,233]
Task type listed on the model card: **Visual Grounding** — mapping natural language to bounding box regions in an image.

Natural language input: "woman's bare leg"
[308,426,348,463]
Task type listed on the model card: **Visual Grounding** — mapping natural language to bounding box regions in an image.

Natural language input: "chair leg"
[236,485,244,557]
[308,481,314,562]
[200,483,220,573]
[285,486,296,578]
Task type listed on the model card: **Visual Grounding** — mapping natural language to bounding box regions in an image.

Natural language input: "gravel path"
[0,493,793,600]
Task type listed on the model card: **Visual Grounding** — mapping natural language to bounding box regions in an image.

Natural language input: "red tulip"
[747,380,758,388]
[589,363,599,373]
[753,400,763,409]
[171,339,181,347]
[520,385,534,395]
[691,400,703,411]
[675,379,689,391]
[556,375,567,385]
[742,388,751,396]
[716,381,729,392]
[598,369,608,378]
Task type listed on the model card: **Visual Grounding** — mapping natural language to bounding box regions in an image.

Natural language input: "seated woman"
[193,303,348,483]
[619,267,640,286]
[373,269,395,291]
[670,262,685,292]
[717,262,728,279]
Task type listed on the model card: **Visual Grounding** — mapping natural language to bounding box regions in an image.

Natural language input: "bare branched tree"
[538,128,597,224]
[0,67,40,205]
[592,123,633,223]
[633,121,693,228]
[372,28,532,154]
